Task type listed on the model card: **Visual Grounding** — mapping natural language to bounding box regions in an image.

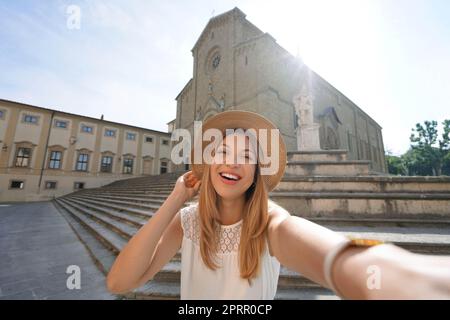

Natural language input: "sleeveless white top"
[180,202,281,300]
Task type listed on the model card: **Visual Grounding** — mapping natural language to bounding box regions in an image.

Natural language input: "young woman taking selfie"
[106,110,450,299]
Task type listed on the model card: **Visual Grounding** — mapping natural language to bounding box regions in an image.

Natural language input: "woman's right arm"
[106,171,200,294]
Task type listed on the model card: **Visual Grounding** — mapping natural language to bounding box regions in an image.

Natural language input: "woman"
[106,111,450,299]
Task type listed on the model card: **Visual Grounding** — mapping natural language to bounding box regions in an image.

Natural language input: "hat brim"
[190,110,286,192]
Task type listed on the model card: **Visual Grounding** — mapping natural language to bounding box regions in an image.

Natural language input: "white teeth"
[220,172,240,181]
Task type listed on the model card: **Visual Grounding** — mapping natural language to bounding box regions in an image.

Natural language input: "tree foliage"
[386,120,450,176]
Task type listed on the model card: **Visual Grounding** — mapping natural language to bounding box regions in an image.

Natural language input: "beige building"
[0,99,172,202]
[173,7,387,172]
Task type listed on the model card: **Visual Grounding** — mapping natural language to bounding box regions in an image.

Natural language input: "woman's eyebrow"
[221,142,256,154]
[222,144,254,152]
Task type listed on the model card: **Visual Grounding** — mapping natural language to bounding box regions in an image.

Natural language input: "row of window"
[14,147,170,174]
[9,180,85,190]
[78,125,162,143]
[17,114,170,144]
[54,151,134,173]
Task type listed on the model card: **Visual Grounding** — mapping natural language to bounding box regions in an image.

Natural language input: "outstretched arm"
[268,208,450,299]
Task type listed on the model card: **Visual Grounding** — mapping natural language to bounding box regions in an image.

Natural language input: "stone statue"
[218,94,225,110]
[196,108,203,121]
[293,84,321,151]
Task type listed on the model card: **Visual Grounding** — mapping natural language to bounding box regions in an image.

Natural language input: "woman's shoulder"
[180,201,199,232]
[266,201,291,257]
[180,201,198,213]
[267,200,291,229]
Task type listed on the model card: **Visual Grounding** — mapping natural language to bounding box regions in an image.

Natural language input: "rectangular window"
[162,139,169,145]
[105,129,116,137]
[24,114,38,124]
[76,153,89,171]
[145,136,153,143]
[0,110,4,119]
[81,125,93,133]
[101,156,113,173]
[45,181,57,189]
[74,182,85,189]
[10,180,24,189]
[15,147,31,167]
[160,161,168,174]
[55,120,68,128]
[123,158,133,174]
[126,132,136,141]
[49,151,62,169]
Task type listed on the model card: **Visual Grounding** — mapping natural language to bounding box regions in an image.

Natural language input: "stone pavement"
[0,202,116,300]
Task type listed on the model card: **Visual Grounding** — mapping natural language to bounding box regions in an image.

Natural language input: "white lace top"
[180,202,281,300]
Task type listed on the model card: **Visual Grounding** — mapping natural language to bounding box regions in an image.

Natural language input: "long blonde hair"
[197,134,271,280]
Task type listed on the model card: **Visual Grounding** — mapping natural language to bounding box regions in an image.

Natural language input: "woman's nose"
[225,162,240,169]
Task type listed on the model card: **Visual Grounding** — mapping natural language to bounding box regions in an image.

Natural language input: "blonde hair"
[197,131,271,280]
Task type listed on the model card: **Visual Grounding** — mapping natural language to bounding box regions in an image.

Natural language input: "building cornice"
[0,99,171,136]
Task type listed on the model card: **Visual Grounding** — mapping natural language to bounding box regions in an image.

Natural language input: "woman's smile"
[218,171,242,185]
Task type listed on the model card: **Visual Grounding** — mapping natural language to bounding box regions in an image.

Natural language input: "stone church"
[172,7,387,173]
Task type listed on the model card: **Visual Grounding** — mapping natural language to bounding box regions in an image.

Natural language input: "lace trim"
[181,204,242,254]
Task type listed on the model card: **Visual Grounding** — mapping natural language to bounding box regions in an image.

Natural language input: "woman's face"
[210,132,257,200]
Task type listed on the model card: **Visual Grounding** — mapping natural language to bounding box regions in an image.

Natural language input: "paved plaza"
[0,201,115,299]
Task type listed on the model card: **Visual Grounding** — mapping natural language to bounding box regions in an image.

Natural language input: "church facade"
[173,7,387,173]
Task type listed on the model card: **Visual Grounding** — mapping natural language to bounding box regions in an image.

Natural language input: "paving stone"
[0,202,114,300]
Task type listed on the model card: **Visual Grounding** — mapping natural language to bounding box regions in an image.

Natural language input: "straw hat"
[190,110,286,192]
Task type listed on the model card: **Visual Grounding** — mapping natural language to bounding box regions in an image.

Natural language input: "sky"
[0,0,449,155]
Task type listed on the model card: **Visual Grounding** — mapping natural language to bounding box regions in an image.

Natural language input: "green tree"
[401,148,432,176]
[385,151,407,175]
[410,120,450,176]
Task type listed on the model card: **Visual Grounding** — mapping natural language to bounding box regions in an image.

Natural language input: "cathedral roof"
[191,7,246,52]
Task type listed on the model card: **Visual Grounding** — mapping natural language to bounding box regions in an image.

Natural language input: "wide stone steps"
[78,192,169,201]
[103,183,176,188]
[73,188,450,221]
[270,191,450,218]
[54,198,338,300]
[54,200,121,276]
[277,176,450,193]
[59,198,142,236]
[105,172,182,187]
[78,194,166,206]
[61,197,148,227]
[56,198,321,288]
[54,168,450,299]
[72,194,162,211]
[286,160,371,176]
[309,217,450,228]
[87,187,174,193]
[129,282,338,300]
[67,195,156,218]
[71,193,450,227]
[270,191,450,200]
[55,199,128,254]
[63,194,450,255]
[78,190,171,198]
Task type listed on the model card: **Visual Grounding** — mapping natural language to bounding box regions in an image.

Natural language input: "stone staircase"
[54,172,339,300]
[53,151,450,300]
[276,151,450,221]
